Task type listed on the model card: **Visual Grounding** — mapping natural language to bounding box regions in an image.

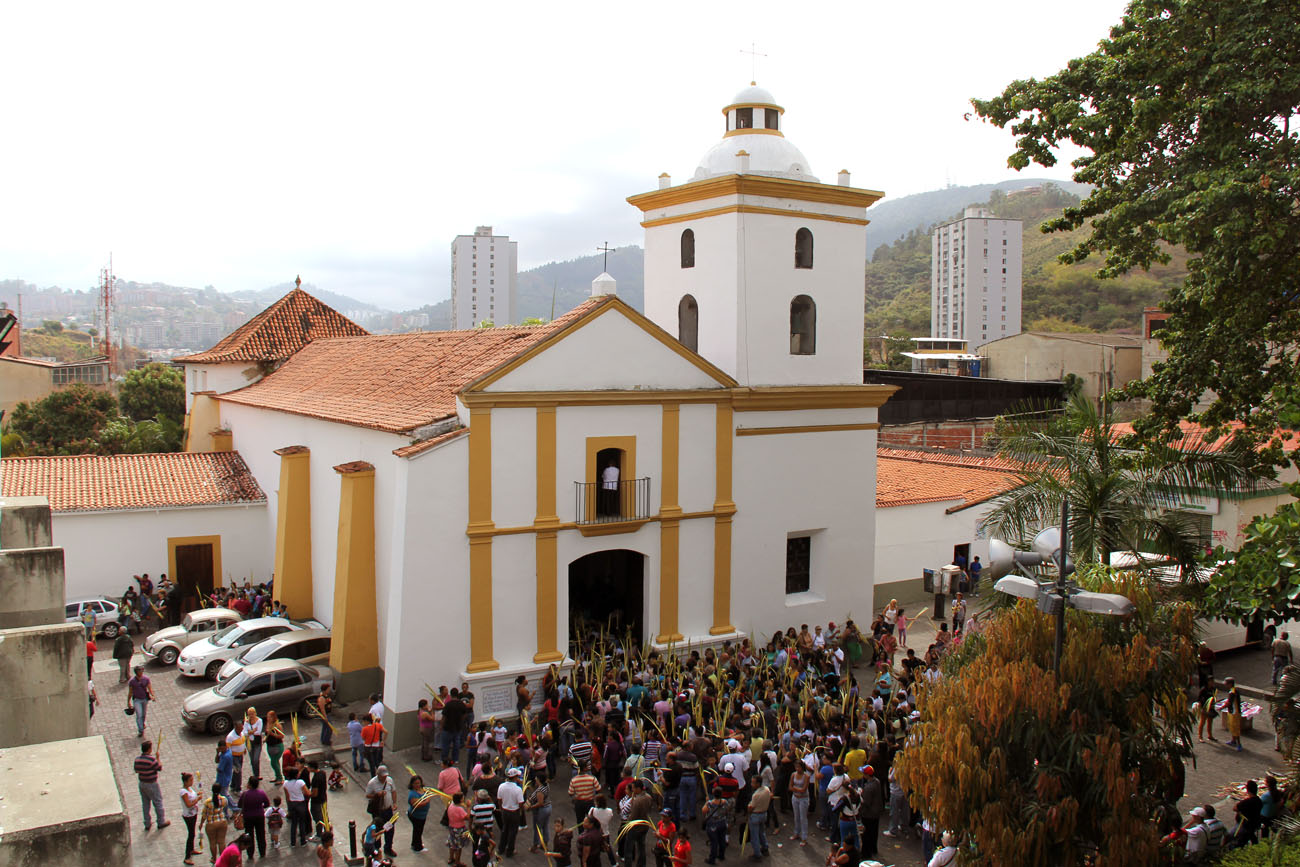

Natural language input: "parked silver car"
[180,660,337,735]
[141,608,243,666]
[65,597,123,638]
[216,628,332,682]
[177,617,300,680]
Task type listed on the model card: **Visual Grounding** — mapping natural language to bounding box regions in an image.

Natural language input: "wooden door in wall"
[175,543,215,610]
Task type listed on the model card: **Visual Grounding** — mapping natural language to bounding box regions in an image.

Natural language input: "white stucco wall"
[731,416,878,637]
[873,501,992,591]
[184,362,262,411]
[55,504,268,601]
[217,401,409,657]
[643,197,867,387]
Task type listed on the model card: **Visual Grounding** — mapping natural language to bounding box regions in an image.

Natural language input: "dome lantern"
[695,84,816,182]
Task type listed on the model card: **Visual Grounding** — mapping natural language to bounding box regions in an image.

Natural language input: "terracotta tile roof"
[392,426,468,458]
[174,288,368,364]
[0,452,266,513]
[877,450,1022,511]
[1109,420,1300,453]
[218,298,608,434]
[876,447,1023,473]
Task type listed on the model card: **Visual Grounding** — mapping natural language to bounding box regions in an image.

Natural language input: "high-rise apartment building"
[450,226,518,329]
[930,207,1022,351]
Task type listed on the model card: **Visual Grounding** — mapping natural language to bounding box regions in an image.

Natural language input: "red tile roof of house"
[218,297,607,434]
[877,448,1023,511]
[174,288,368,364]
[1108,420,1300,453]
[0,452,266,513]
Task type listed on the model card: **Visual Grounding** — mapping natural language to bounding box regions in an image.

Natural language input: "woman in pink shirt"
[214,837,246,867]
[446,791,470,866]
[438,756,465,797]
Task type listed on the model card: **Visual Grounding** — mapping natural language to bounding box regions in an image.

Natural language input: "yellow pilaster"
[467,407,499,672]
[657,404,683,643]
[710,404,736,635]
[185,391,219,452]
[534,406,563,663]
[328,461,379,677]
[272,446,313,620]
[211,429,233,452]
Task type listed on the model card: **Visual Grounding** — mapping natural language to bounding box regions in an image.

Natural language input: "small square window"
[786,536,811,595]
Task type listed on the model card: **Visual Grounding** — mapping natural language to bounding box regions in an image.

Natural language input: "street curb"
[1237,683,1275,702]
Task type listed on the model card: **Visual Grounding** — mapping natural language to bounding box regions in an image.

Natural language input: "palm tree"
[981,393,1260,574]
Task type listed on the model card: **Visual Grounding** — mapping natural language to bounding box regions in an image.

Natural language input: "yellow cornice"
[724,128,783,138]
[460,384,898,411]
[735,422,882,436]
[731,385,898,412]
[628,174,885,212]
[722,102,784,115]
[641,204,869,229]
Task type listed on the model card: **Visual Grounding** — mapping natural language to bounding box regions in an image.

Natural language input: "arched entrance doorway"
[568,549,644,654]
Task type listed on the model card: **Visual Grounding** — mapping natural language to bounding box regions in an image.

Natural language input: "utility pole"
[98,256,116,376]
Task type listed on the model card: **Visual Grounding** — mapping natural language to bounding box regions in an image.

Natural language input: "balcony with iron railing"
[574,477,652,536]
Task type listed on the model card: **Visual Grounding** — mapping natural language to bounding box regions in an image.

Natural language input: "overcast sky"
[0,1,1131,310]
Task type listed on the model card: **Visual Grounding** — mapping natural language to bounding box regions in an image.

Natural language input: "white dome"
[727,84,778,108]
[695,132,817,181]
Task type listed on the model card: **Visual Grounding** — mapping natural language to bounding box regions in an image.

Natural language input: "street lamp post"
[988,500,1135,675]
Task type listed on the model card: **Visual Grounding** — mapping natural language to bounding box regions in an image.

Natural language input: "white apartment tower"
[450,226,519,329]
[931,207,1022,351]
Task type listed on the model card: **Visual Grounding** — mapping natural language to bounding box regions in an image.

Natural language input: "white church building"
[176,84,893,745]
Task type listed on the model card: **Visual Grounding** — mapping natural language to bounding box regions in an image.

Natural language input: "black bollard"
[349,820,358,859]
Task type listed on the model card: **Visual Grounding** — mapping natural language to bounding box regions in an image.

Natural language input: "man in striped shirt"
[568,764,599,824]
[471,789,497,834]
[133,740,169,830]
[569,734,593,768]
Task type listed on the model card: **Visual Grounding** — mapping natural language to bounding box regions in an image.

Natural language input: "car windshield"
[210,624,241,647]
[181,613,196,630]
[237,641,277,665]
[215,672,247,697]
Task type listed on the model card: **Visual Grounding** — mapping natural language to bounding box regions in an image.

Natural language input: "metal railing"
[574,478,651,525]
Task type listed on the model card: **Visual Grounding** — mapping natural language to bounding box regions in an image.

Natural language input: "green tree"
[118,362,185,424]
[8,385,118,455]
[96,416,184,454]
[520,316,548,326]
[972,0,1300,441]
[894,568,1197,866]
[983,393,1259,572]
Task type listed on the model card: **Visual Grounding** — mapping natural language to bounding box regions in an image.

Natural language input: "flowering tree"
[894,569,1196,865]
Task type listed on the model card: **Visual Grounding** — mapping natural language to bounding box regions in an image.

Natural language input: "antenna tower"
[98,256,116,375]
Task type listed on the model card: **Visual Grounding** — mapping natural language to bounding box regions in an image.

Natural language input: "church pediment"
[465,295,736,395]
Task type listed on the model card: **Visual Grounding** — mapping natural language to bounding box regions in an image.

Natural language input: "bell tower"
[629,85,884,387]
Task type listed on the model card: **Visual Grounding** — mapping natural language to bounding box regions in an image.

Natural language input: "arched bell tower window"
[680,229,695,269]
[795,228,814,269]
[678,295,699,352]
[790,295,816,355]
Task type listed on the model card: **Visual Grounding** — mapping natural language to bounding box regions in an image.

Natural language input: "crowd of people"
[107,572,1293,867]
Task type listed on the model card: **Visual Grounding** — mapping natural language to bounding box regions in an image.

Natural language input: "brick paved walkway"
[90,635,930,866]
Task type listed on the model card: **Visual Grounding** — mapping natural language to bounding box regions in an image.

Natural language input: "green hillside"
[863,184,1188,338]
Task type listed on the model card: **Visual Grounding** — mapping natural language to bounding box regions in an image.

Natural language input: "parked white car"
[177,617,301,680]
[65,597,123,638]
[141,608,243,666]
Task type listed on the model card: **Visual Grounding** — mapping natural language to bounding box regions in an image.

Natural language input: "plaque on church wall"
[478,683,515,718]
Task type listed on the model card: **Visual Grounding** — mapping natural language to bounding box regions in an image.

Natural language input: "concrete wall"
[982,333,1141,403]
[878,419,1000,450]
[0,547,66,629]
[54,504,268,601]
[0,622,87,748]
[0,736,131,866]
[0,496,53,550]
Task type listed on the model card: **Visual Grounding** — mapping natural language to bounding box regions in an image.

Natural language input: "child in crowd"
[896,609,908,648]
[328,768,346,791]
[267,796,287,849]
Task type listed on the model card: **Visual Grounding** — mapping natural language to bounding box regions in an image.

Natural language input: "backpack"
[1204,818,1227,853]
[704,801,728,832]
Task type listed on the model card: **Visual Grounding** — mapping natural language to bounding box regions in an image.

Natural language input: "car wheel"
[159,647,178,666]
[301,698,317,717]
[205,661,224,680]
[102,622,120,639]
[208,713,233,736]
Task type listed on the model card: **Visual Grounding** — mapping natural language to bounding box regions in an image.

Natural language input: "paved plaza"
[91,605,1288,867]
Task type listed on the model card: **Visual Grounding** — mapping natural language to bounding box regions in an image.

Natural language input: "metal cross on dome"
[740,43,767,83]
[596,242,614,272]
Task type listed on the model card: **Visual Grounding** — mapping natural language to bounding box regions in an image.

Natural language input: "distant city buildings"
[931,206,1022,351]
[450,226,518,329]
